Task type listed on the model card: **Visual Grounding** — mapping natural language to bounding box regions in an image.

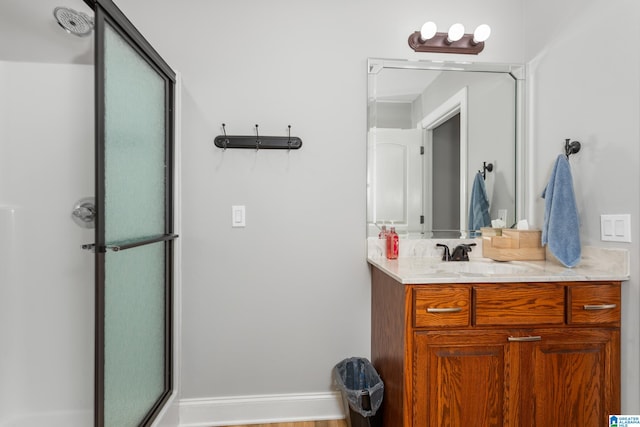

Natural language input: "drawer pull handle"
[427,307,462,313]
[583,304,617,310]
[508,336,542,342]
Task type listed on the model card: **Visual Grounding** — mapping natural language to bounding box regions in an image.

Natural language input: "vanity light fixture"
[408,22,491,54]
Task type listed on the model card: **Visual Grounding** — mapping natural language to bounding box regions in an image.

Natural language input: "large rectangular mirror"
[367,59,524,239]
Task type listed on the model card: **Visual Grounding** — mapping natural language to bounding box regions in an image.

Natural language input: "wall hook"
[221,123,228,150]
[213,124,302,150]
[480,161,493,180]
[565,138,581,158]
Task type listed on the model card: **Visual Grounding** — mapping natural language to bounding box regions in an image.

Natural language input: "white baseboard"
[151,391,180,427]
[178,391,345,427]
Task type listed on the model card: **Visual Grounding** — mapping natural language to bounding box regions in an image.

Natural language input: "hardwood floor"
[222,420,347,427]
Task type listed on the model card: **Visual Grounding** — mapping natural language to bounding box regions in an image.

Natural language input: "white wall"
[524,0,640,413]
[0,61,94,426]
[112,1,524,416]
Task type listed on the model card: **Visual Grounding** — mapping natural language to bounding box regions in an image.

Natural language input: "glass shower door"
[93,1,176,426]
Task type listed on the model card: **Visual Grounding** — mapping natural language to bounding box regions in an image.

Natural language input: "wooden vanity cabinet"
[370,267,621,427]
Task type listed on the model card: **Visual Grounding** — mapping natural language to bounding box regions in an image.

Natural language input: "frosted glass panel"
[104,24,165,243]
[104,243,165,426]
[102,20,168,427]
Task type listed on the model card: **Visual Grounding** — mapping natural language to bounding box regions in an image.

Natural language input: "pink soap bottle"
[386,226,399,259]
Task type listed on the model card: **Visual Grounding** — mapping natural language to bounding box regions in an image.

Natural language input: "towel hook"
[213,124,303,150]
[565,138,581,158]
[481,161,493,180]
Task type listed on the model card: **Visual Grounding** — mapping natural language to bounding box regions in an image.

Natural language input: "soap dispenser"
[378,224,388,239]
[386,226,399,259]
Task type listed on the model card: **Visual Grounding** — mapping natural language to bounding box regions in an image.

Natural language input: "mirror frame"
[367,58,526,238]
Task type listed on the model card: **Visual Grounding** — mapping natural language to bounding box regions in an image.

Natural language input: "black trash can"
[332,357,383,427]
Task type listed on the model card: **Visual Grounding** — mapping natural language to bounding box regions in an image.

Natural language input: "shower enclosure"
[0,1,177,426]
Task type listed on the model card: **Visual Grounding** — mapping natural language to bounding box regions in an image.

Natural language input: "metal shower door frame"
[85,0,177,426]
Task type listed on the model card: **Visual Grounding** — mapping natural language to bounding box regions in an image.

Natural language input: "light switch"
[232,205,246,227]
[600,214,630,242]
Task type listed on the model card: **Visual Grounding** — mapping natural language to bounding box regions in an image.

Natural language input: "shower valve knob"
[73,206,94,220]
[71,197,96,228]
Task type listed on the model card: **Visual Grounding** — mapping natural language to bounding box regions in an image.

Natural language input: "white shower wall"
[0,60,94,426]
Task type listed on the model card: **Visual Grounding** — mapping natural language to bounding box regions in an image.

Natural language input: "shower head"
[53,7,94,37]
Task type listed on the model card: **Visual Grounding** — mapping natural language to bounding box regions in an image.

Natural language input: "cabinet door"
[528,328,620,427]
[414,331,510,427]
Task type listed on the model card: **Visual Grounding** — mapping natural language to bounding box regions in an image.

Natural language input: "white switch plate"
[232,205,246,227]
[600,214,631,242]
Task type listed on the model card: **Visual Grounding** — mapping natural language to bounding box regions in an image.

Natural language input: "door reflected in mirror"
[367,59,524,239]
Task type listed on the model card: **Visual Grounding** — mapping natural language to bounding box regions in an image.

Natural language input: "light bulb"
[447,23,465,43]
[420,21,437,41]
[473,24,491,44]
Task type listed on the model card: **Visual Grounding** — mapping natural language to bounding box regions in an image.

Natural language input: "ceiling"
[373,67,441,103]
[0,0,94,65]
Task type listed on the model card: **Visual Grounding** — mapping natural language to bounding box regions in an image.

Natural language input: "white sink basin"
[431,260,541,275]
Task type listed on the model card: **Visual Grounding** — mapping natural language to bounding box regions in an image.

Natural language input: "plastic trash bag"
[332,357,384,417]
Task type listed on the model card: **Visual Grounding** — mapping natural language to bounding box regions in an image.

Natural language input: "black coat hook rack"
[214,124,302,150]
[565,138,581,158]
[480,161,493,180]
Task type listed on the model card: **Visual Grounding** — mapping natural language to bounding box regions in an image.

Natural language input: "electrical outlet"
[498,209,508,224]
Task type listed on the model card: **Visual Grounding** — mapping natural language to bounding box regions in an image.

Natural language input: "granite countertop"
[367,238,630,284]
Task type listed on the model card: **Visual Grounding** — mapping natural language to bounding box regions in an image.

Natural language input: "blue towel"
[468,171,491,234]
[541,154,581,267]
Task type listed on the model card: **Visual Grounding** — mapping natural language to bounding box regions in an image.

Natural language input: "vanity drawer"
[473,283,565,326]
[567,283,621,325]
[413,286,470,328]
